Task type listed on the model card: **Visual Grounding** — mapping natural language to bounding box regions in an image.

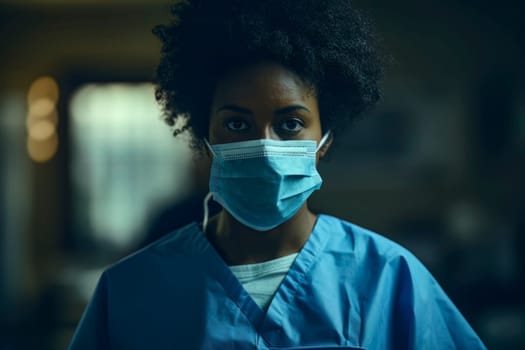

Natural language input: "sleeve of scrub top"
[68,272,110,350]
[394,255,487,349]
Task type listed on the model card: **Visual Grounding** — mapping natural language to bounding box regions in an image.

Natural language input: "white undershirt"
[229,253,298,311]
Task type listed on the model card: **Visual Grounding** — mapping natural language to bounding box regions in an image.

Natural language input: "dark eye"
[225,119,249,132]
[279,118,304,133]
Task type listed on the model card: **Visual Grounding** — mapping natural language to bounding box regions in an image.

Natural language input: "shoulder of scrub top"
[105,215,432,277]
[318,214,425,266]
[102,215,435,290]
[313,213,442,294]
[103,222,207,272]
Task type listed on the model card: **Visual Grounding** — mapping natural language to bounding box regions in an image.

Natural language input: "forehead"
[212,61,316,107]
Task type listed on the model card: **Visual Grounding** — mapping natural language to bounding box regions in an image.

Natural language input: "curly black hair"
[153,0,383,148]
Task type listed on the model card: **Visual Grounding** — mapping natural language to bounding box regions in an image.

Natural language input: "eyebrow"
[274,105,311,114]
[216,104,310,114]
[216,105,252,114]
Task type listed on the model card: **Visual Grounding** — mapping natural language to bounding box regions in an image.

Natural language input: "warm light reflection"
[27,133,59,163]
[28,120,56,141]
[26,75,60,163]
[28,97,55,119]
[69,83,192,248]
[27,76,59,105]
[26,108,58,129]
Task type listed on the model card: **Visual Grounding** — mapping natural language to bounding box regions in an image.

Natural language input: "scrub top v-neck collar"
[188,214,331,335]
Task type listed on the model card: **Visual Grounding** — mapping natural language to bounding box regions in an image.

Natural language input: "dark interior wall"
[317,0,524,231]
[0,3,169,86]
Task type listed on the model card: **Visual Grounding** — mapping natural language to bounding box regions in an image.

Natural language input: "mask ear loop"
[202,192,213,233]
[201,138,216,233]
[203,138,216,158]
[316,131,332,152]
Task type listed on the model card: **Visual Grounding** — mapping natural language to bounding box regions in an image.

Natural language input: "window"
[69,83,192,252]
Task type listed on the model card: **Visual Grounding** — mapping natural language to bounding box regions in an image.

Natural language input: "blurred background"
[0,0,523,349]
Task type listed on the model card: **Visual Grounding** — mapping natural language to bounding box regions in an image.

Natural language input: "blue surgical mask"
[203,132,331,232]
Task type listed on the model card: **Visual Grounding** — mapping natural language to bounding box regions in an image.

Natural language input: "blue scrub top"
[68,214,486,349]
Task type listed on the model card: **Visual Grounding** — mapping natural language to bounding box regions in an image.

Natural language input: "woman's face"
[209,61,323,147]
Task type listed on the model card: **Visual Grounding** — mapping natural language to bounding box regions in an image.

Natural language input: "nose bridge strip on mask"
[219,143,316,160]
[204,131,331,159]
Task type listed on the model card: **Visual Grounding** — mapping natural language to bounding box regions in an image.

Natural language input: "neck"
[206,204,317,265]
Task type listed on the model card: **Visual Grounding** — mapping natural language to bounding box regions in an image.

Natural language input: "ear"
[318,133,333,159]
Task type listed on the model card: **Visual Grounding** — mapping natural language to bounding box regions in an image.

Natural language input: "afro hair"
[153,0,384,148]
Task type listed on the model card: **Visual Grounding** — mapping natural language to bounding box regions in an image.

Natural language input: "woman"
[69,0,486,349]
